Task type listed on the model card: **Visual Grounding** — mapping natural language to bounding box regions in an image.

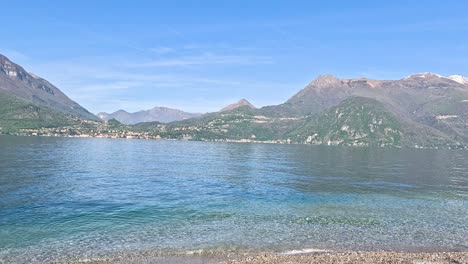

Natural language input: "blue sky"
[1,1,468,113]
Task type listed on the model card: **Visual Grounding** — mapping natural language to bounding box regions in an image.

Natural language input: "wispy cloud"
[73,81,142,92]
[149,47,176,54]
[129,53,273,68]
[338,18,468,34]
[25,55,287,114]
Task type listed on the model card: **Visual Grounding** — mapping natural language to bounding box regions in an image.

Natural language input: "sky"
[1,0,468,114]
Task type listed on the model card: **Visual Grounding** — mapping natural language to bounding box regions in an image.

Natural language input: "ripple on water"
[0,136,467,263]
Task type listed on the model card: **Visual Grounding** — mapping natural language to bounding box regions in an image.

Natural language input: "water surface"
[0,136,467,263]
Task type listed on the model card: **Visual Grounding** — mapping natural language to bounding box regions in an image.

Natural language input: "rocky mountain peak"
[310,74,340,87]
[0,54,22,79]
[220,99,256,112]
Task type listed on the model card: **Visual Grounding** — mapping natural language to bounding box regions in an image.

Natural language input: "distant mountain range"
[1,53,467,148]
[98,99,255,124]
[97,107,202,124]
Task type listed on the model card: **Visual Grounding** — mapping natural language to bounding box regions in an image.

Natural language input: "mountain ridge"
[259,72,468,116]
[98,106,202,124]
[0,54,98,120]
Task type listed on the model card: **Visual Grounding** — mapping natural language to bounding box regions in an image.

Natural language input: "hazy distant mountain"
[98,107,202,124]
[0,54,97,120]
[220,99,256,112]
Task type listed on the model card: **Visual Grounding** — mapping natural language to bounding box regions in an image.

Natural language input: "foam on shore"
[280,248,330,255]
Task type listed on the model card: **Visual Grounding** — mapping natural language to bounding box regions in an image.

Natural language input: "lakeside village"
[1,118,467,149]
[0,120,293,144]
[2,125,467,150]
[2,128,293,144]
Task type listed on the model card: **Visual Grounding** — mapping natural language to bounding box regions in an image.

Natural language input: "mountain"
[288,97,403,147]
[261,73,468,139]
[287,96,460,147]
[261,73,468,130]
[133,104,292,142]
[143,73,467,148]
[4,66,468,148]
[0,54,100,133]
[261,73,468,118]
[0,92,82,133]
[220,99,256,112]
[0,54,97,120]
[97,107,202,124]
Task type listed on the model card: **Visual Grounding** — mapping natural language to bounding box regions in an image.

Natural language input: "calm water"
[0,136,467,263]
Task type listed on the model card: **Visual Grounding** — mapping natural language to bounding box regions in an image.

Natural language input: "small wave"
[280,248,330,255]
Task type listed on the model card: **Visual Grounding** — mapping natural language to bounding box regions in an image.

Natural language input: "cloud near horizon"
[2,1,467,115]
[20,52,291,114]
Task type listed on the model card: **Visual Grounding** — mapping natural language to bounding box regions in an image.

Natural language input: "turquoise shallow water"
[0,136,467,263]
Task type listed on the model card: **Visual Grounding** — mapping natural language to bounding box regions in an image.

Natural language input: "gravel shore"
[69,251,468,264]
[220,252,468,264]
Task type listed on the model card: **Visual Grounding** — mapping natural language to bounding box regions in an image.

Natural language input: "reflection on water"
[0,136,467,263]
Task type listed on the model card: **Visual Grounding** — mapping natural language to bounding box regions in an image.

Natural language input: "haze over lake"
[0,136,467,263]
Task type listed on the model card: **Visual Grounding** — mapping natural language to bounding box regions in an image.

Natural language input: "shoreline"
[1,133,467,150]
[64,251,468,264]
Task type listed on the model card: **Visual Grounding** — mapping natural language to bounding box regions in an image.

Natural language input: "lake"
[0,136,467,263]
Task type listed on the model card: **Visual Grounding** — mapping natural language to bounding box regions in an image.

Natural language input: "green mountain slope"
[288,97,403,147]
[288,97,463,148]
[0,93,79,133]
[134,106,295,141]
[0,54,98,121]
